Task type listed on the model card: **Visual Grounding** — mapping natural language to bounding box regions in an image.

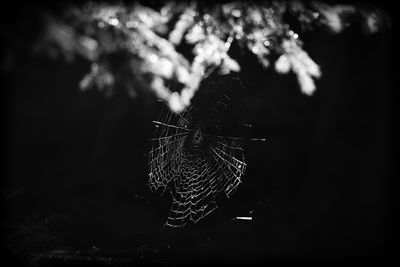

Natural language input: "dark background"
[1,1,396,265]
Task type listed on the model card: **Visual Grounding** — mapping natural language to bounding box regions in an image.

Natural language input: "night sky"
[1,1,396,265]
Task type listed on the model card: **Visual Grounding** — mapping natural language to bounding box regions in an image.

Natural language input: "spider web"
[148,80,257,228]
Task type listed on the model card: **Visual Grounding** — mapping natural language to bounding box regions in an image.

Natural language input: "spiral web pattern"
[148,101,247,228]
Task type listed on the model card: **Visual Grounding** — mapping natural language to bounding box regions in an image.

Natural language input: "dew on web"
[147,77,264,228]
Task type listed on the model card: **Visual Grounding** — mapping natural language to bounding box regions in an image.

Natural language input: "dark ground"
[1,2,396,266]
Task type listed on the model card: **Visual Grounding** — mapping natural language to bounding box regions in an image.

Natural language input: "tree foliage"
[6,1,390,112]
